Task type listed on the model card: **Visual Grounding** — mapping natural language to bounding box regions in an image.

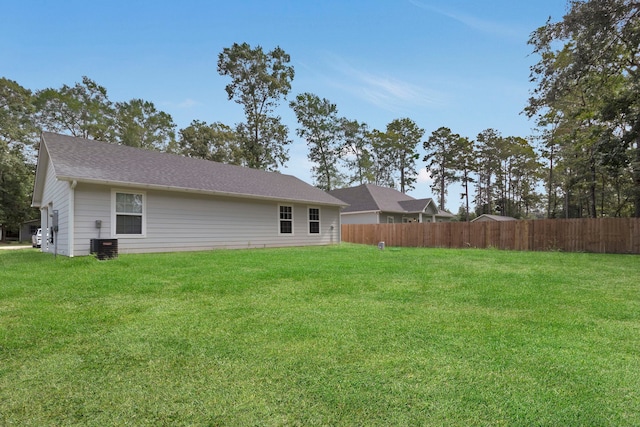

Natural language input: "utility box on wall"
[90,239,118,260]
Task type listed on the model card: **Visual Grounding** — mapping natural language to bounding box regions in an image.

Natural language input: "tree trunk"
[440,168,445,209]
[589,160,597,218]
[486,175,492,214]
[547,145,554,218]
[464,173,470,222]
[634,145,640,218]
[633,169,640,218]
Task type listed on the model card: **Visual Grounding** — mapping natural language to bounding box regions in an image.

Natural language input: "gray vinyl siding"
[340,212,379,224]
[381,212,404,224]
[73,184,111,255]
[39,157,70,255]
[72,184,341,255]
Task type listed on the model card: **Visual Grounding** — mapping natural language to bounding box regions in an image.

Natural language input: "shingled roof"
[470,214,517,222]
[328,184,441,214]
[33,132,347,207]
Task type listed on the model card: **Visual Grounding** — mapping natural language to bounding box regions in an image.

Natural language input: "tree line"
[527,0,640,218]
[2,0,639,238]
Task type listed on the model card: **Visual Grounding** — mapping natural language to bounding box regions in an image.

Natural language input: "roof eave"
[56,176,348,207]
[341,210,381,215]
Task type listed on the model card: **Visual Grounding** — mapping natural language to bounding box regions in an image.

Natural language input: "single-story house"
[471,214,517,223]
[31,132,347,257]
[328,184,455,224]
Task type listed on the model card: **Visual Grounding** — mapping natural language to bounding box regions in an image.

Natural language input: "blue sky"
[2,0,567,212]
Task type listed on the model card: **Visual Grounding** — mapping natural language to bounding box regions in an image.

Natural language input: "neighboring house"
[328,184,455,224]
[31,132,347,257]
[471,214,517,223]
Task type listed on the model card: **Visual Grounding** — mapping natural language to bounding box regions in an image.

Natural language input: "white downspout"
[68,180,77,257]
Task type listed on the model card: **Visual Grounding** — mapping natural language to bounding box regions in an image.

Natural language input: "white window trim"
[307,206,321,235]
[278,204,294,235]
[111,189,146,238]
[387,216,394,224]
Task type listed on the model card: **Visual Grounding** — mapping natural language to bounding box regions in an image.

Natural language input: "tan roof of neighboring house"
[33,132,347,207]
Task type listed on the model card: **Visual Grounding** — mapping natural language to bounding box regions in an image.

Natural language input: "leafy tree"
[596,129,635,216]
[232,116,290,171]
[290,93,344,190]
[474,128,502,215]
[0,78,38,239]
[113,99,176,151]
[0,78,38,151]
[34,76,114,141]
[32,76,178,153]
[364,119,422,192]
[217,43,294,170]
[0,143,34,240]
[533,69,617,217]
[496,136,542,218]
[527,0,640,217]
[423,127,459,210]
[472,129,542,218]
[385,118,422,193]
[534,112,567,218]
[340,118,375,185]
[367,129,397,188]
[451,135,476,221]
[178,120,243,164]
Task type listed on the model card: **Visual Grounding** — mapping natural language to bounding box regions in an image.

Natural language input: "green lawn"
[1,245,639,426]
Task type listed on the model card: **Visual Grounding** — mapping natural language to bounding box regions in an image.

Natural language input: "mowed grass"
[1,245,639,426]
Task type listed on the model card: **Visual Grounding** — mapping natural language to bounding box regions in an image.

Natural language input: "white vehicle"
[32,228,42,248]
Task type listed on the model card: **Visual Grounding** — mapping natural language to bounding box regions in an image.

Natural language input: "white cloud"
[324,55,444,113]
[281,150,315,184]
[161,98,201,110]
[176,98,200,109]
[409,0,520,39]
[416,167,433,184]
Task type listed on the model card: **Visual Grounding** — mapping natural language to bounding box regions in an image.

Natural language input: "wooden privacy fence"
[341,218,640,254]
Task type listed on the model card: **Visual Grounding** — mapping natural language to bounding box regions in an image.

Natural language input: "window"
[387,216,394,224]
[279,205,293,234]
[113,191,145,236]
[308,208,320,234]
